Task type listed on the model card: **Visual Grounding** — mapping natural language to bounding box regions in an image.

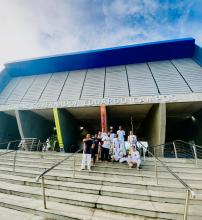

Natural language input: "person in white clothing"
[112,134,121,161]
[127,146,141,170]
[101,132,111,161]
[117,126,126,156]
[81,134,94,171]
[128,131,137,148]
[109,127,115,157]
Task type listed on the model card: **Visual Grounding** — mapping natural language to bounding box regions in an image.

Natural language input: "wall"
[53,109,79,152]
[0,112,20,148]
[193,45,202,66]
[16,110,54,142]
[0,69,11,93]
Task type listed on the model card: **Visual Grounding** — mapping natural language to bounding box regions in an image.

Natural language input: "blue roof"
[5,38,195,77]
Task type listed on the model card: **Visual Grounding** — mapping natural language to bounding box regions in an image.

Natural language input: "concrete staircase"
[0,151,202,220]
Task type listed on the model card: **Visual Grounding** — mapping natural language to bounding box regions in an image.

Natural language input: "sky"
[0,0,202,70]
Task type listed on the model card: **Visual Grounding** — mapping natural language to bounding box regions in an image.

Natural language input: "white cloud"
[0,0,201,73]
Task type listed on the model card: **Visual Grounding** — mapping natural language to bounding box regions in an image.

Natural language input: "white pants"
[119,140,126,155]
[81,153,91,170]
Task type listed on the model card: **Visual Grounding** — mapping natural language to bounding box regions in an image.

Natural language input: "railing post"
[73,154,76,178]
[143,149,146,161]
[37,140,40,151]
[183,190,190,220]
[173,142,178,158]
[192,145,198,167]
[7,142,11,151]
[41,176,47,209]
[13,150,17,172]
[154,158,158,185]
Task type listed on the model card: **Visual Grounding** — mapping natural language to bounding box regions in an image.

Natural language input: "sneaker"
[88,169,92,172]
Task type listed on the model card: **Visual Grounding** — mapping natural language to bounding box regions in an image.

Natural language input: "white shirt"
[102,136,111,149]
[128,135,137,146]
[113,138,119,149]
[131,150,141,162]
[110,133,115,142]
[117,130,125,141]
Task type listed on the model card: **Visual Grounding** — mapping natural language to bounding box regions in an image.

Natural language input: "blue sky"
[0,0,202,69]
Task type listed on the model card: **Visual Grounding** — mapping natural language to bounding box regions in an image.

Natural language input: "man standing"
[109,127,115,158]
[117,126,126,156]
[101,132,111,161]
[81,134,94,171]
[92,134,101,165]
[128,131,137,149]
[112,134,120,162]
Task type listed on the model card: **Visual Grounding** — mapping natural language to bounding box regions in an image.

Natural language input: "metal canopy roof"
[5,38,195,77]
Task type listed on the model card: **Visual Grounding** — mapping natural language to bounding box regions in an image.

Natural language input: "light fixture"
[80,126,84,130]
[191,116,196,122]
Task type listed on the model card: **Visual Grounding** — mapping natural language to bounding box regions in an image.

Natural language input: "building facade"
[0,38,202,153]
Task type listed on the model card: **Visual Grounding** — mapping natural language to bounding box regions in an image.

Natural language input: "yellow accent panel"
[53,108,64,148]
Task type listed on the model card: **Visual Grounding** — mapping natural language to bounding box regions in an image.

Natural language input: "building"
[0,37,202,153]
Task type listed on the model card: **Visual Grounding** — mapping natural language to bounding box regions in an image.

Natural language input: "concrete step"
[1,158,202,174]
[0,192,167,220]
[1,151,202,219]
[2,151,202,164]
[0,167,202,194]
[0,182,201,219]
[0,175,201,205]
[0,206,46,220]
[0,163,202,187]
[2,161,202,180]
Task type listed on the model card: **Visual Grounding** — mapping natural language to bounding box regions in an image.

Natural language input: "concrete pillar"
[100,105,108,132]
[0,112,20,148]
[53,108,79,152]
[15,110,54,142]
[142,103,166,157]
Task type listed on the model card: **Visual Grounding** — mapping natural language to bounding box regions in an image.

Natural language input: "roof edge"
[5,38,196,77]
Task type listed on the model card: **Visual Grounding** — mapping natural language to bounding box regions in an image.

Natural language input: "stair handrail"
[35,148,82,209]
[173,140,202,166]
[174,140,202,149]
[139,141,196,220]
[0,140,20,171]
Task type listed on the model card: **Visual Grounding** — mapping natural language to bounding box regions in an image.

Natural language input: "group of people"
[81,126,141,172]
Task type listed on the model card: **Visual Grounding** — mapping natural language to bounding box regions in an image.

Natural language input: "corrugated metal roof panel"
[59,70,86,101]
[172,58,202,92]
[81,68,105,99]
[149,60,191,94]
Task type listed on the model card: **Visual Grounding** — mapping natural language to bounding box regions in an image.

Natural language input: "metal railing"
[0,138,43,171]
[149,140,202,166]
[0,149,18,171]
[0,139,22,171]
[35,148,82,209]
[174,140,202,166]
[139,141,196,220]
